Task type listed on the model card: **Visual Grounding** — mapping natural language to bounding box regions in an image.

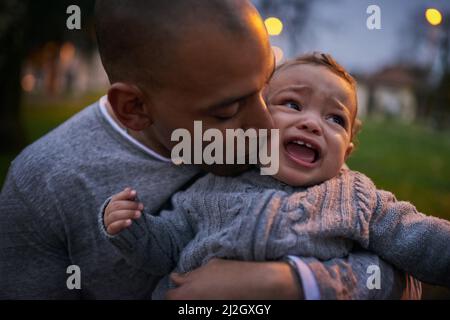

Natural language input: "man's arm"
[0,168,79,299]
[166,258,302,300]
[165,251,421,300]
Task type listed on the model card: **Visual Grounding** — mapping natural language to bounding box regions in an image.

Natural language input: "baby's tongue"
[286,143,315,163]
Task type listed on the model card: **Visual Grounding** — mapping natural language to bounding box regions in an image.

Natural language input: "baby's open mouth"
[285,139,321,167]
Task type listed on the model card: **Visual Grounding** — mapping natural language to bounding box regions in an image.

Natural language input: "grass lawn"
[347,120,450,221]
[1,96,449,299]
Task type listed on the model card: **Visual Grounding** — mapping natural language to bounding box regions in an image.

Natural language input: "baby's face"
[265,64,356,187]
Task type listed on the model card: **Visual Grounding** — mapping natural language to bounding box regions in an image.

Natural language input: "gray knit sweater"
[103,168,449,299]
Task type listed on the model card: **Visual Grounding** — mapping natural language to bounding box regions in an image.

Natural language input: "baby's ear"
[344,142,354,160]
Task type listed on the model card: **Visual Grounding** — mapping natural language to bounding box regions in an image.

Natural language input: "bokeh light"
[425,8,443,26]
[264,17,283,36]
[21,74,36,92]
[60,42,76,64]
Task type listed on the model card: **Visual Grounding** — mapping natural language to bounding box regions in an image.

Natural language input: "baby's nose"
[297,117,322,136]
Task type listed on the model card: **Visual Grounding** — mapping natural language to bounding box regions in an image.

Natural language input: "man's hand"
[104,188,144,235]
[165,258,304,300]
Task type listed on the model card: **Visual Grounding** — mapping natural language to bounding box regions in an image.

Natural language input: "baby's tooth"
[306,143,312,148]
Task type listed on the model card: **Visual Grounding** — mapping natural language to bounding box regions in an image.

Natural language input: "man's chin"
[199,163,253,176]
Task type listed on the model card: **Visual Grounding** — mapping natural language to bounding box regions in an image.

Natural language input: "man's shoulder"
[9,101,105,185]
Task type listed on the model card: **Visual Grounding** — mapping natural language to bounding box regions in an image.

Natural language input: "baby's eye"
[284,101,302,111]
[327,114,347,128]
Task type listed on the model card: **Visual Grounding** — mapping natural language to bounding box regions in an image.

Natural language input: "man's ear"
[344,142,354,161]
[107,83,153,131]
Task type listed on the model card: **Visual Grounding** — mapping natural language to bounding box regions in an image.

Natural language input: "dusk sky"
[261,0,450,74]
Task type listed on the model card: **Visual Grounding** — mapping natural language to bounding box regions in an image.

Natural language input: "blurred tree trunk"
[0,0,28,152]
[0,0,96,153]
[433,72,450,130]
[429,19,450,129]
[366,82,376,115]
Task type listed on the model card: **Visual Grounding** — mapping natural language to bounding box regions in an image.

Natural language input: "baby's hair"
[275,52,362,142]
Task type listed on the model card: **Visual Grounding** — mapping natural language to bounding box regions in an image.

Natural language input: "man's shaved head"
[95,0,264,88]
[97,0,274,174]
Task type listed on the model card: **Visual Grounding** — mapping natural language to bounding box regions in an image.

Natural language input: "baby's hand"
[104,188,144,235]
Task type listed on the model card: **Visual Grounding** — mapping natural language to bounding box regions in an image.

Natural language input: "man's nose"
[296,115,322,136]
[242,94,274,130]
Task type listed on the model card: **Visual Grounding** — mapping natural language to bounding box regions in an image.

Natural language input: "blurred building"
[21,42,109,96]
[356,65,429,122]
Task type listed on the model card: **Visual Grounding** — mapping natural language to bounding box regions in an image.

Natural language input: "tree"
[0,0,95,153]
[0,0,28,152]
[397,6,450,128]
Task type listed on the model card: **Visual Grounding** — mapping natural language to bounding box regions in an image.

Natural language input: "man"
[0,0,420,299]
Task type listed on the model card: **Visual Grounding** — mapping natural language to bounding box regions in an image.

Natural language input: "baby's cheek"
[270,109,285,126]
[325,146,347,174]
[322,161,342,182]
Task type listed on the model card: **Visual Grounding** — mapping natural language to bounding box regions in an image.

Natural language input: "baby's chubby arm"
[100,188,194,276]
[369,190,450,287]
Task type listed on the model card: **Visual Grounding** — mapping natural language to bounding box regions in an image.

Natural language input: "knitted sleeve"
[99,192,196,277]
[301,250,422,299]
[300,170,423,299]
[368,189,450,287]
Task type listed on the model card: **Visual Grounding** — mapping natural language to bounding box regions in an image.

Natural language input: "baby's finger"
[105,209,142,226]
[107,200,144,213]
[106,219,132,236]
[111,188,137,202]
